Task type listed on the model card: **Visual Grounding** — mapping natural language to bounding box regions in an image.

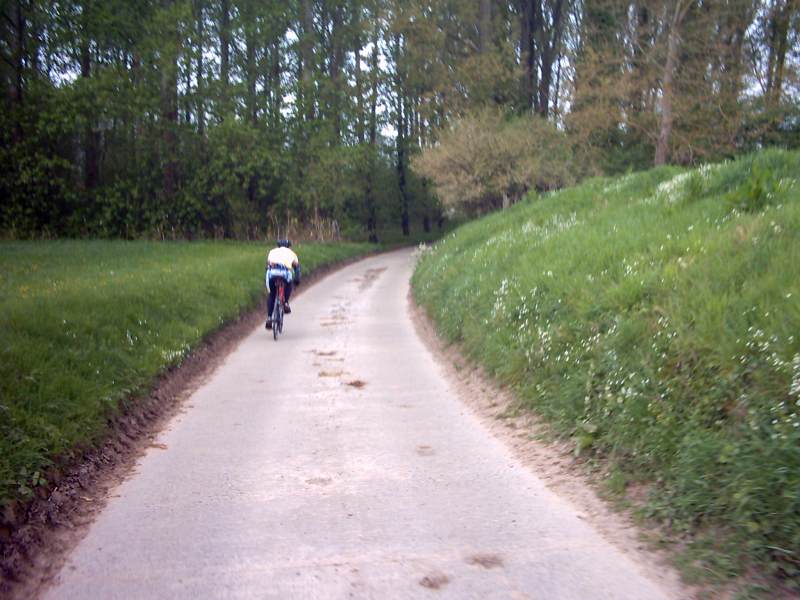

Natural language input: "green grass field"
[413,149,800,591]
[0,240,373,506]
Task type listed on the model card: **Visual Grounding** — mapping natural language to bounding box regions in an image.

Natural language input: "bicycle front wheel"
[272,298,281,340]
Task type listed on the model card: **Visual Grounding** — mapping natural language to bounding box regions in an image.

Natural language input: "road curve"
[44,249,675,600]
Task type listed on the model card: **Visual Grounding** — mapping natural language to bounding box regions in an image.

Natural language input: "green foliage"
[0,0,442,241]
[0,239,373,505]
[413,149,800,591]
[412,108,574,216]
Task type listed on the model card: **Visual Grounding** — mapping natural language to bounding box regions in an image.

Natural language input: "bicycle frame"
[271,277,286,340]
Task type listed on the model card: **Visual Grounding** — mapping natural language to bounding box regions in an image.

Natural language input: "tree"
[412,108,573,216]
[0,0,795,238]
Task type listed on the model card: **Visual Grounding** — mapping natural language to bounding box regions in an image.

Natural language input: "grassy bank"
[0,240,373,506]
[413,149,800,592]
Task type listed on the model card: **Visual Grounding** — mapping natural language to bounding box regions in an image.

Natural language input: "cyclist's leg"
[266,277,276,323]
[284,281,294,313]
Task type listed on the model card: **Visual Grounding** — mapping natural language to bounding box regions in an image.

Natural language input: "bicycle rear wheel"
[272,304,279,340]
[272,281,284,340]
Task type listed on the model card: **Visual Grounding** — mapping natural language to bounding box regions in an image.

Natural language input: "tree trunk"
[398,101,410,237]
[219,0,230,115]
[365,25,380,242]
[479,0,492,53]
[195,0,205,135]
[245,23,257,124]
[184,53,192,124]
[368,28,379,146]
[81,25,99,193]
[519,0,529,109]
[301,0,315,121]
[628,5,649,117]
[11,0,26,142]
[537,0,565,118]
[766,0,794,107]
[553,49,562,115]
[521,0,538,110]
[270,40,282,128]
[353,13,365,143]
[161,1,179,203]
[331,5,344,139]
[655,0,690,166]
[394,32,410,237]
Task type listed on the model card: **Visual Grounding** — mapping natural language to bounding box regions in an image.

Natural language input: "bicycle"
[272,276,287,340]
[267,267,291,341]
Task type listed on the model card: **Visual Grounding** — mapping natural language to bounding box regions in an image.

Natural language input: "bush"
[411,107,574,216]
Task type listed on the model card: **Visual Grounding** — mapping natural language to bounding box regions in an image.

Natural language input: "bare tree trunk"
[245,24,257,124]
[353,11,365,143]
[369,29,379,146]
[81,22,99,192]
[393,33,410,237]
[765,0,795,107]
[184,53,192,123]
[331,4,344,139]
[270,41,281,128]
[398,136,409,236]
[537,0,565,118]
[628,4,650,118]
[11,0,26,142]
[519,0,529,109]
[195,0,205,135]
[521,0,538,110]
[219,0,230,115]
[655,0,691,166]
[366,24,380,242]
[553,51,562,116]
[301,0,315,121]
[398,100,410,237]
[161,0,179,203]
[479,0,492,53]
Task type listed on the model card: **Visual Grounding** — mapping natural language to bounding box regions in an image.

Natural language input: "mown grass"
[413,149,800,592]
[0,240,373,506]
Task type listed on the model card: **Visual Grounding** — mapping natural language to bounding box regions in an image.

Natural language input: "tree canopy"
[1,0,798,237]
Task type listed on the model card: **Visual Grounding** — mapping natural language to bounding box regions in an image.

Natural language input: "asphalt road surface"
[44,249,676,600]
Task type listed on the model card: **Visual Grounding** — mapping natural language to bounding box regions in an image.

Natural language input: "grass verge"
[412,149,800,594]
[0,240,373,507]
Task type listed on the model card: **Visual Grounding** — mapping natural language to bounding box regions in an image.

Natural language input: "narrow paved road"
[45,249,675,600]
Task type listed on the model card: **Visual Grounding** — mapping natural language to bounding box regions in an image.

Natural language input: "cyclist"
[265,239,301,330]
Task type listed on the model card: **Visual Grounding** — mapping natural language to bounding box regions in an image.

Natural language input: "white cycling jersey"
[267,247,299,270]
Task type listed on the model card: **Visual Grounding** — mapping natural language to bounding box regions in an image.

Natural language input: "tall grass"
[0,240,373,505]
[413,149,800,588]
